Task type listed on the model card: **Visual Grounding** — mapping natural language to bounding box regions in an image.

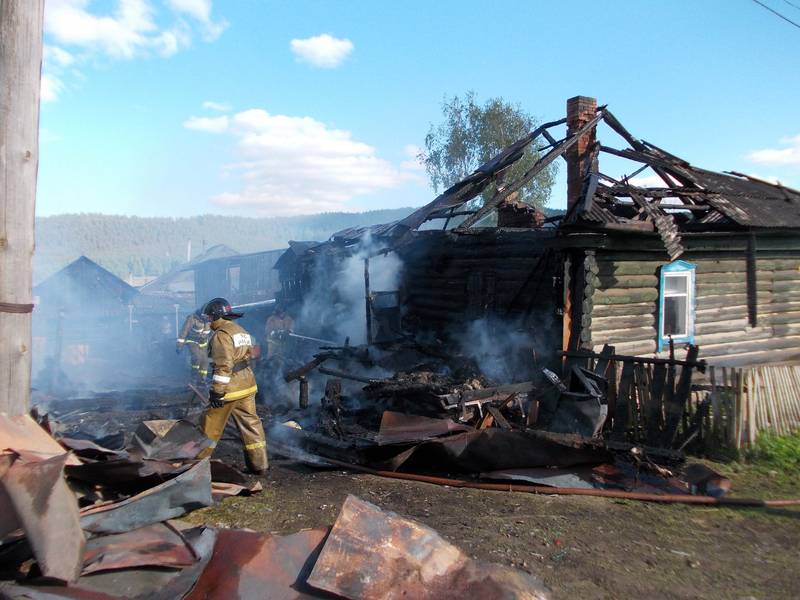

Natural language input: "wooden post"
[0,2,44,415]
[363,258,372,344]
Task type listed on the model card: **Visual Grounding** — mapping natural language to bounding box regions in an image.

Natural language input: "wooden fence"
[694,364,800,450]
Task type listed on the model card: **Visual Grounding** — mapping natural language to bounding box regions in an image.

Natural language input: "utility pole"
[0,2,45,414]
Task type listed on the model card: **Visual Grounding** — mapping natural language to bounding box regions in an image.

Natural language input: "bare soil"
[184,438,800,600]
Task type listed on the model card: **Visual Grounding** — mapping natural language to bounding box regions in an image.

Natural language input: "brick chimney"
[566,95,598,211]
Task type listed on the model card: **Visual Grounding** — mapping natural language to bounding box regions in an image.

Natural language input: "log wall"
[397,229,560,336]
[591,238,800,366]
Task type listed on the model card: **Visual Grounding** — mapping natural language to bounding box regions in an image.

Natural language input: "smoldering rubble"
[0,412,550,599]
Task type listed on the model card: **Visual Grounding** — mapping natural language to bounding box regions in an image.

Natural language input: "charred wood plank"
[661,344,698,447]
[486,406,512,430]
[318,367,377,384]
[646,363,667,443]
[559,349,706,373]
[612,360,635,441]
[284,354,332,382]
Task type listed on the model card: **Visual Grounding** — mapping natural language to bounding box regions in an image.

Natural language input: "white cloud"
[748,135,800,167]
[45,0,160,60]
[40,74,64,103]
[165,0,227,40]
[44,45,75,67]
[42,0,227,101]
[628,174,666,187]
[202,100,231,112]
[290,34,353,69]
[183,115,229,133]
[740,173,782,185]
[400,144,425,172]
[185,107,411,215]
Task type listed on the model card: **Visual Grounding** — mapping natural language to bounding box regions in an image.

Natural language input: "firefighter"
[197,297,268,474]
[265,303,294,360]
[176,309,211,383]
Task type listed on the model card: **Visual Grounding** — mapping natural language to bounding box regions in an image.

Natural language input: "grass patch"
[745,431,800,471]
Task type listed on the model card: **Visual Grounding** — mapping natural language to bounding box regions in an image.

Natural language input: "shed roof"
[34,256,138,309]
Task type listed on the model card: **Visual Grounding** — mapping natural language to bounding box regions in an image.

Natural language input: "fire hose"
[314,455,800,508]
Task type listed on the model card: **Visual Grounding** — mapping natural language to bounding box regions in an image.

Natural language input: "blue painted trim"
[657,261,696,352]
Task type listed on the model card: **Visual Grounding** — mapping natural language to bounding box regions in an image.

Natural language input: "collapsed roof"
[312,101,800,260]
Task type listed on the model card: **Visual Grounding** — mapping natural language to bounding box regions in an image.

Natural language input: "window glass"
[664,295,687,336]
[664,274,688,294]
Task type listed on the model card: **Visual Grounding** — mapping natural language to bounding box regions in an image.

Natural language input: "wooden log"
[592,339,658,356]
[591,313,657,331]
[595,274,659,289]
[0,1,44,415]
[593,288,659,305]
[705,346,800,368]
[592,302,655,318]
[699,333,800,358]
[592,326,655,344]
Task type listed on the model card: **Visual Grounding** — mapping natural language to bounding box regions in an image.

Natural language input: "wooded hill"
[35,207,564,283]
[34,209,416,283]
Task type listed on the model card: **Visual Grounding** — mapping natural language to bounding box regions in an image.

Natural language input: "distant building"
[189,247,286,307]
[32,256,139,384]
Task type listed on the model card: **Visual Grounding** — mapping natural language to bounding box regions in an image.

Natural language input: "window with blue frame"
[658,260,696,352]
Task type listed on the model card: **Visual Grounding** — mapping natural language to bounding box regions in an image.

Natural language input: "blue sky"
[37,0,800,217]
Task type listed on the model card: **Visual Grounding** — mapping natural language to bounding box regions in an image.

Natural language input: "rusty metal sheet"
[307,495,550,600]
[0,581,119,599]
[211,481,262,501]
[185,528,330,600]
[129,420,212,461]
[481,467,597,489]
[0,414,81,466]
[80,460,213,535]
[65,458,185,496]
[393,428,610,473]
[483,462,691,495]
[82,524,199,575]
[0,527,217,600]
[374,411,472,445]
[56,438,128,461]
[1,453,85,583]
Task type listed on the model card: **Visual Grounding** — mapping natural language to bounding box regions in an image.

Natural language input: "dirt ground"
[183,437,800,600]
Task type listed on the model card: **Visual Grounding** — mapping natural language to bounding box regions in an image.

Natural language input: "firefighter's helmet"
[203,297,243,321]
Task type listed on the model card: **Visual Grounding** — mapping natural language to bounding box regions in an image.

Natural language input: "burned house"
[277,96,800,370]
[32,256,140,386]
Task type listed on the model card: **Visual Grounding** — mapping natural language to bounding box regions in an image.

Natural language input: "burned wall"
[397,228,562,377]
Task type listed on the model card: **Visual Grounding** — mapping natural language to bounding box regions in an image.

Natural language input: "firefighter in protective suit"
[197,298,268,473]
[176,309,211,383]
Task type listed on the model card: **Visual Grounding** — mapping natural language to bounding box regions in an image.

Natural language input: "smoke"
[452,316,552,383]
[31,268,191,398]
[297,232,404,345]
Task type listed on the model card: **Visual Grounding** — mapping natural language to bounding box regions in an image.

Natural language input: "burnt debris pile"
[0,413,548,600]
[272,337,727,498]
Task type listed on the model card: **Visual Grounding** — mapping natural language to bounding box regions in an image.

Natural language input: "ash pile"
[275,340,728,497]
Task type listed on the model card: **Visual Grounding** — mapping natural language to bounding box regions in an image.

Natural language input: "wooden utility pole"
[0,2,45,415]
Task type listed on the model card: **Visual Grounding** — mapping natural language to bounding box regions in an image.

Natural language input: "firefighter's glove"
[208,390,225,409]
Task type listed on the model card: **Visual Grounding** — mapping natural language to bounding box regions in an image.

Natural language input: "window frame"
[658,260,696,352]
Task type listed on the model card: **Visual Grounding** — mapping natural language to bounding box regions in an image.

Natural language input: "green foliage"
[745,431,800,472]
[34,208,414,283]
[421,91,557,209]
